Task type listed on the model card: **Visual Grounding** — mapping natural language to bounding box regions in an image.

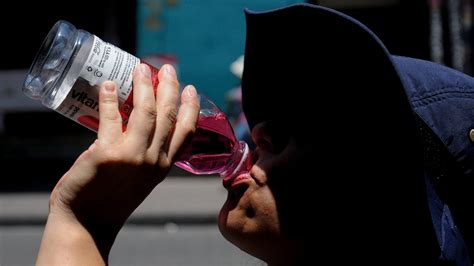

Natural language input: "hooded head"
[234,3,473,264]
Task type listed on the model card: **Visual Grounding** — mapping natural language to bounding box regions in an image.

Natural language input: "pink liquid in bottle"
[175,105,252,180]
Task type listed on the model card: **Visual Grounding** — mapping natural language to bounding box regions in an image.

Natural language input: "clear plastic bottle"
[22,20,251,182]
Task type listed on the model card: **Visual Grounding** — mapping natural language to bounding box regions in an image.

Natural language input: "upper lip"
[223,173,253,190]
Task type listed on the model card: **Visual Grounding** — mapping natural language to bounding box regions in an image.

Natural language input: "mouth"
[223,173,253,190]
[224,173,252,202]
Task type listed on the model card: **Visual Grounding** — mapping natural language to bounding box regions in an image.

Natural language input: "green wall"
[137,0,303,109]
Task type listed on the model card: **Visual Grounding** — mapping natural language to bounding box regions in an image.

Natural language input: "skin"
[218,122,308,265]
[36,63,200,265]
[36,63,307,265]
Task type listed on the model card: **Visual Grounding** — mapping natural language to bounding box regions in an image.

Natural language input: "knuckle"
[99,102,121,122]
[102,110,121,122]
[157,149,172,168]
[130,155,146,166]
[100,96,117,105]
[100,148,123,163]
[177,119,196,134]
[138,103,157,119]
[144,151,158,165]
[189,100,200,111]
[162,78,179,89]
[101,148,149,167]
[159,104,178,124]
[166,108,178,124]
[100,90,118,104]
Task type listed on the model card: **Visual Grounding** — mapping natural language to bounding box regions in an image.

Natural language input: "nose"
[252,122,274,152]
[251,121,289,154]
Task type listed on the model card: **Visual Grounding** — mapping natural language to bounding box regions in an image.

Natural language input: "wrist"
[37,212,106,265]
[47,186,125,255]
[37,211,119,265]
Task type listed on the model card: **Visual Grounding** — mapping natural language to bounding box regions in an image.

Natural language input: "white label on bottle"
[80,36,140,103]
[55,35,140,131]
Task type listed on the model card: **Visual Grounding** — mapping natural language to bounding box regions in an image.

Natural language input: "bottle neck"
[220,141,252,180]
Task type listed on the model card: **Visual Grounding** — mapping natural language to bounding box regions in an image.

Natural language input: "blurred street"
[0,177,262,266]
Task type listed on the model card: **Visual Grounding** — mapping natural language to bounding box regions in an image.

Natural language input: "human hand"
[37,64,200,264]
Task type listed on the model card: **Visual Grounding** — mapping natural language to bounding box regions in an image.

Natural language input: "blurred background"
[0,0,472,265]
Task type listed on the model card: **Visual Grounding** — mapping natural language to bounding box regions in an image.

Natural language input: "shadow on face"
[219,103,442,264]
[218,121,314,264]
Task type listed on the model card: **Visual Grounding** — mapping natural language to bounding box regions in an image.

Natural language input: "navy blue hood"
[241,3,473,265]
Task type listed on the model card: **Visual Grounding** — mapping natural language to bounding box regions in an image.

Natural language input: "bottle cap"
[23,20,77,102]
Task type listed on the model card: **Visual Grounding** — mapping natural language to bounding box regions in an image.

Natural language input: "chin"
[217,196,251,247]
[218,196,240,237]
[219,207,304,265]
[218,181,252,235]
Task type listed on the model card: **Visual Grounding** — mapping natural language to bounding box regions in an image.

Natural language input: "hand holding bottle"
[24,20,252,183]
[36,64,200,265]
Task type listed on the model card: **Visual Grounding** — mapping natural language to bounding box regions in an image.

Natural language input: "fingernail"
[104,82,115,92]
[140,64,151,78]
[163,64,176,78]
[185,85,197,97]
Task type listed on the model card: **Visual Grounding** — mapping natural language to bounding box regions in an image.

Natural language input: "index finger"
[98,81,123,144]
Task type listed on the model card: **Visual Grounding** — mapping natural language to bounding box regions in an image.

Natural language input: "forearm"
[34,65,198,265]
[36,212,113,266]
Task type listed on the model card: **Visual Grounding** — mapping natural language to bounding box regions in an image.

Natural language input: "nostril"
[246,206,255,218]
